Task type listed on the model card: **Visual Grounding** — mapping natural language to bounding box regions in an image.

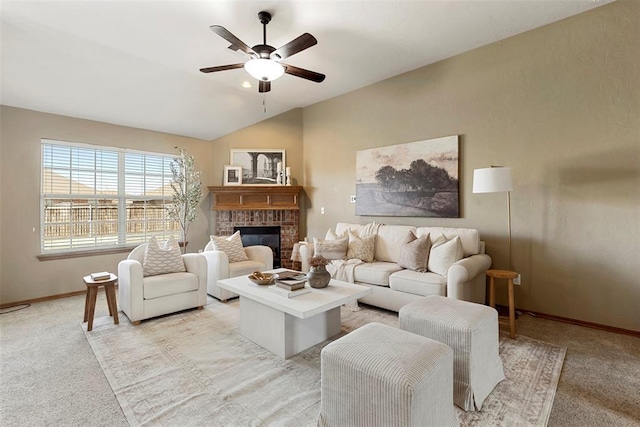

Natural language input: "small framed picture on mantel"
[223,165,242,186]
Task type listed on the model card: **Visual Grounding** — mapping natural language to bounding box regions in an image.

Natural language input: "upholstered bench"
[399,295,505,411]
[319,322,459,427]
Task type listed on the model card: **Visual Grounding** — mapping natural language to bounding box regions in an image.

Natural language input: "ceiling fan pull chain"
[263,96,267,114]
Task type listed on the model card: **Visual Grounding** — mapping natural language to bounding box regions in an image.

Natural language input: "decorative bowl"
[248,272,276,286]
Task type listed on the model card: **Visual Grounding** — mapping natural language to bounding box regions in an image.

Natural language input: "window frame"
[40,139,180,256]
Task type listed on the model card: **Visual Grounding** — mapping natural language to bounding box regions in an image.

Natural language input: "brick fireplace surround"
[208,186,303,270]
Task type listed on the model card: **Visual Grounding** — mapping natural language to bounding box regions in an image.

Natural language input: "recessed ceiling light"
[241,81,252,88]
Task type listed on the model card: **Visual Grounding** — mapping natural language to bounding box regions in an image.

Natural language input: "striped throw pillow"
[142,236,186,277]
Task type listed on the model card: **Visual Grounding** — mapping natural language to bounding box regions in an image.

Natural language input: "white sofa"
[202,242,273,301]
[118,243,208,324]
[300,223,492,312]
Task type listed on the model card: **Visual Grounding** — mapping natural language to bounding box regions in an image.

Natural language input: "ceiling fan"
[200,11,325,93]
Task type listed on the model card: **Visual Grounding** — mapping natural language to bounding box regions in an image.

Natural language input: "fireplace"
[208,186,303,270]
[235,226,281,268]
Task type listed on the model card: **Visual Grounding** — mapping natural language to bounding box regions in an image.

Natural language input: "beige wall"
[208,108,305,234]
[0,106,212,304]
[1,2,638,331]
[303,1,639,331]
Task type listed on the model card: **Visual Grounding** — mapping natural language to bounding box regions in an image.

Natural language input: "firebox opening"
[234,226,281,268]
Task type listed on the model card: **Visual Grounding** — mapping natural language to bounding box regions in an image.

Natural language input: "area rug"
[84,300,566,426]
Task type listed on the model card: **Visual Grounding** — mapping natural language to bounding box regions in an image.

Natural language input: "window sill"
[37,246,136,261]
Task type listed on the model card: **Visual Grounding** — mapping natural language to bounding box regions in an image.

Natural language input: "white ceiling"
[0,0,613,141]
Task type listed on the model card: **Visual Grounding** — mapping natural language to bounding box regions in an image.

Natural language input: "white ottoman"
[319,322,459,427]
[400,295,505,411]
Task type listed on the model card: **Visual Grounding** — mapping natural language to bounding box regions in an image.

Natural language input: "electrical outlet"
[350,195,356,203]
[513,274,521,285]
[321,207,325,215]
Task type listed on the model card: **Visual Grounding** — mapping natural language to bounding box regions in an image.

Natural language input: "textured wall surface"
[2,2,638,331]
[301,1,639,331]
[0,107,212,303]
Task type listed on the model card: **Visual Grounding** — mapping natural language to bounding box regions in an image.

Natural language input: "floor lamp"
[473,166,514,270]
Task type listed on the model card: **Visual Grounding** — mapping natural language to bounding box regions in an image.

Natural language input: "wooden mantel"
[208,186,303,211]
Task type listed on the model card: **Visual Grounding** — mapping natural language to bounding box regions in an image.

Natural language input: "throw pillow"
[210,230,249,263]
[397,231,431,273]
[143,236,186,277]
[313,237,348,260]
[428,234,464,276]
[325,228,347,240]
[346,229,376,263]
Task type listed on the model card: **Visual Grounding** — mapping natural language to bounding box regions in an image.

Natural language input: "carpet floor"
[83,300,565,426]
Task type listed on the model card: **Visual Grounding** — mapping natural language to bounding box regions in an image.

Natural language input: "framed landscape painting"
[356,135,459,218]
[230,149,285,186]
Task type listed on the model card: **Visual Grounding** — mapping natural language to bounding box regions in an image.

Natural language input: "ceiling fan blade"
[259,80,271,93]
[199,63,245,73]
[210,25,257,57]
[271,33,317,60]
[283,64,326,83]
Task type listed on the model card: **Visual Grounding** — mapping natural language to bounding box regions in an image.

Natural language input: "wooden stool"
[487,269,518,339]
[83,273,119,332]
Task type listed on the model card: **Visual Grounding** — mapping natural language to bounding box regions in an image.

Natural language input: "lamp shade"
[473,167,513,193]
[244,59,285,82]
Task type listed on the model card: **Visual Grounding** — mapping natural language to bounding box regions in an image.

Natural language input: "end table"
[486,269,518,339]
[83,273,119,332]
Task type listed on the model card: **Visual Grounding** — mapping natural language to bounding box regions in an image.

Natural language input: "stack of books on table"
[90,272,111,281]
[269,271,310,298]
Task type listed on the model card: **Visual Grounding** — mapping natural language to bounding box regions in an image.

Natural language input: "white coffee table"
[217,269,372,359]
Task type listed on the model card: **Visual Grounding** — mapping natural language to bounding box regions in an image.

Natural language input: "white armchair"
[202,242,273,301]
[118,243,208,324]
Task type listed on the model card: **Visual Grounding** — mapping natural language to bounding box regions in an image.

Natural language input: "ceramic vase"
[307,265,331,288]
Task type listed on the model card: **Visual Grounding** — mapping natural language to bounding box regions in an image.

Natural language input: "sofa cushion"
[314,237,348,260]
[428,235,464,276]
[143,272,199,299]
[335,223,366,237]
[375,225,417,263]
[389,270,447,297]
[397,231,431,273]
[210,231,250,263]
[416,227,480,257]
[347,230,376,262]
[229,260,268,277]
[325,228,347,240]
[353,262,404,287]
[143,236,186,277]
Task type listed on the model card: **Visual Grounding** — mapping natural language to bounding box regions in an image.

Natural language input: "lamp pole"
[506,190,512,271]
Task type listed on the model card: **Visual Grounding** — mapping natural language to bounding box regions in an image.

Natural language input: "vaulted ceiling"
[0,0,614,140]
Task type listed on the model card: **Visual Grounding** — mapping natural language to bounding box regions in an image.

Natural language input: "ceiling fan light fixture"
[244,58,284,82]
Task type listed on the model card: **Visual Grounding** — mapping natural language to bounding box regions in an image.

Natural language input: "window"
[41,139,180,253]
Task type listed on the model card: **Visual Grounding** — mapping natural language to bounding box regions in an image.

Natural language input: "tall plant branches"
[168,149,203,252]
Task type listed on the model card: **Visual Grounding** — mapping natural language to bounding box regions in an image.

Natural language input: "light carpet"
[84,300,566,426]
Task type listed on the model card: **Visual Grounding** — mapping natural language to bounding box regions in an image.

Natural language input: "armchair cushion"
[210,230,249,262]
[143,272,199,300]
[143,236,185,277]
[229,260,268,277]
